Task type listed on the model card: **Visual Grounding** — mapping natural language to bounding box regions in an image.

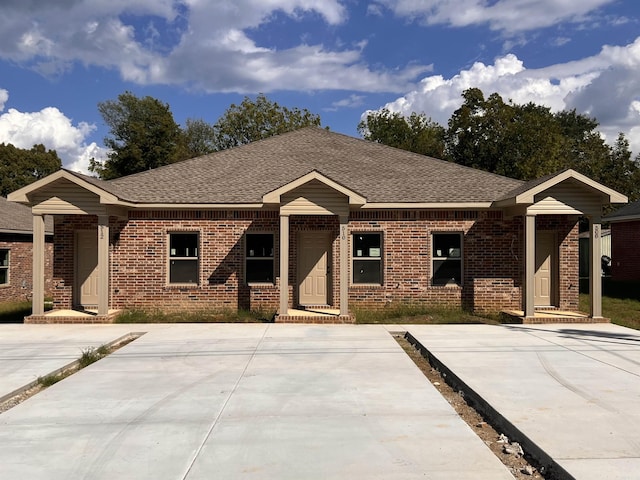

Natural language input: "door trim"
[534,231,558,307]
[74,229,99,308]
[297,231,332,306]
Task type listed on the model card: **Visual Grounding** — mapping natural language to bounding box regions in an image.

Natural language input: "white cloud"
[374,0,617,33]
[0,102,105,174]
[0,0,428,93]
[0,89,7,111]
[373,37,640,155]
[325,94,366,111]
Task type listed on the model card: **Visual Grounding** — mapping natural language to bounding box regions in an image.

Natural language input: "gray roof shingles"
[0,196,53,234]
[102,128,524,205]
[605,199,640,221]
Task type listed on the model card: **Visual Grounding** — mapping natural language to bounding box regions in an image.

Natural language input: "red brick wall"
[51,210,580,314]
[611,221,640,281]
[347,210,524,312]
[0,234,53,303]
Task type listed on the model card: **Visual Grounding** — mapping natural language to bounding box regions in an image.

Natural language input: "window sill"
[247,282,276,287]
[166,283,200,289]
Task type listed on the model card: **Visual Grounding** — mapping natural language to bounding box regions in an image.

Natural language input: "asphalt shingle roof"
[605,199,640,221]
[0,197,53,234]
[103,128,523,205]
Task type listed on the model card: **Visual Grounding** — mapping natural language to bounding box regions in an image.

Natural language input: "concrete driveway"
[0,324,512,480]
[0,323,140,402]
[406,323,640,480]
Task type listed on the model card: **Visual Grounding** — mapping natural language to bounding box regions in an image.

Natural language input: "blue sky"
[0,0,639,174]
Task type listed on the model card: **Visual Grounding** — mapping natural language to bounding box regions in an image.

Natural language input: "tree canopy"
[91,93,322,179]
[210,94,322,150]
[0,143,61,197]
[361,88,640,201]
[90,92,186,180]
[358,109,445,159]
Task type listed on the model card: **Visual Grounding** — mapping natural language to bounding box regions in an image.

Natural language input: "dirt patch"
[394,333,547,479]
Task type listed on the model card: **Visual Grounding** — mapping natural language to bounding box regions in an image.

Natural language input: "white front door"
[298,232,330,306]
[534,231,555,306]
[75,230,99,307]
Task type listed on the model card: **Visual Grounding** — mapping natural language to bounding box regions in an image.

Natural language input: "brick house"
[606,199,640,281]
[0,196,53,303]
[8,128,626,323]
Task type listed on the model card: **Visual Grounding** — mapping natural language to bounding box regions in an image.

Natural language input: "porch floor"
[25,309,121,324]
[501,309,610,324]
[276,308,355,324]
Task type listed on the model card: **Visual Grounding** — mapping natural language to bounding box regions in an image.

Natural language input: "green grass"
[78,346,109,368]
[36,344,111,388]
[0,299,53,323]
[579,279,640,330]
[353,303,498,325]
[115,307,276,324]
[0,300,33,323]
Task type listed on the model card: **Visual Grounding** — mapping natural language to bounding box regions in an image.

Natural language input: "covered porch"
[263,171,365,323]
[495,169,627,323]
[8,170,127,322]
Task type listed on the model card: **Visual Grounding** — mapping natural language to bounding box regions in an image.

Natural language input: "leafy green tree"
[598,133,640,202]
[211,94,322,150]
[0,143,61,196]
[90,91,184,179]
[182,118,217,157]
[445,88,566,179]
[358,108,446,159]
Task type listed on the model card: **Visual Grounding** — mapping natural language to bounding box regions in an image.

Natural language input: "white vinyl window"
[168,233,199,284]
[432,233,462,286]
[0,249,8,285]
[352,233,382,284]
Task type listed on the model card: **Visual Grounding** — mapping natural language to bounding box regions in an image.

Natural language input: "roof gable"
[8,170,122,206]
[263,170,366,206]
[495,169,627,212]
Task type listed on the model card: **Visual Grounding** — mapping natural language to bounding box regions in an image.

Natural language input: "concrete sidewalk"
[406,323,640,480]
[0,324,512,479]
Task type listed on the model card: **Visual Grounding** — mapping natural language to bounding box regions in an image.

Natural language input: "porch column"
[589,216,603,318]
[339,215,349,316]
[524,214,536,318]
[97,215,110,316]
[32,214,45,316]
[279,214,289,315]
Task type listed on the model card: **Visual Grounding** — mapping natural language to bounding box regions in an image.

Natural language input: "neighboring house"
[605,199,640,281]
[8,128,626,323]
[0,196,53,303]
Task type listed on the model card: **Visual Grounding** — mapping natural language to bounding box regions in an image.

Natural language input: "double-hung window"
[0,249,8,285]
[169,233,199,284]
[432,233,462,286]
[352,233,382,284]
[246,233,274,283]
